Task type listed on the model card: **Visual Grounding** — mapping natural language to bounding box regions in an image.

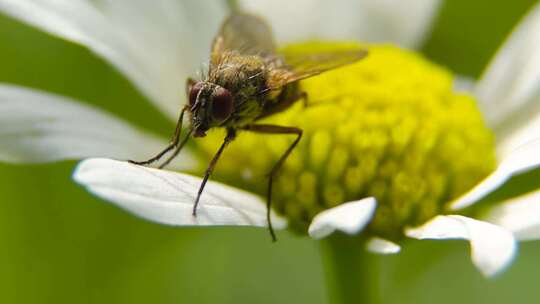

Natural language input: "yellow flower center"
[194,42,496,239]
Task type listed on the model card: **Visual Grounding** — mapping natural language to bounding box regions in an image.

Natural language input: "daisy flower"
[0,1,539,297]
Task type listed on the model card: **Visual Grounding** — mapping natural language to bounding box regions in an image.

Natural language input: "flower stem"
[320,234,379,304]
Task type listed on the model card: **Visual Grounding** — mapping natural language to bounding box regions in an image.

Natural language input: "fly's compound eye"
[211,87,233,123]
[188,82,205,107]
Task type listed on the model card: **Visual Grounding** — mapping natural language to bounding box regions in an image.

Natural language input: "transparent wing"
[267,48,369,89]
[211,12,276,65]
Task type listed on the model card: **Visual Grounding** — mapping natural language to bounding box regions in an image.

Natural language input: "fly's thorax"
[196,43,496,241]
[209,52,269,95]
[206,52,277,127]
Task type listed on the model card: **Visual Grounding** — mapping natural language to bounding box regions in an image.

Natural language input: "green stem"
[320,234,379,304]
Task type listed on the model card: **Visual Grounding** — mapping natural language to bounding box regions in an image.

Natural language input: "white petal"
[240,0,442,48]
[0,0,226,119]
[475,3,540,157]
[406,215,517,277]
[451,138,540,210]
[0,84,194,166]
[308,198,376,239]
[366,237,401,254]
[73,158,286,228]
[496,113,540,159]
[484,190,540,241]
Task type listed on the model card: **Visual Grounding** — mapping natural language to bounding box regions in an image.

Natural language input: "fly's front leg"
[157,77,198,168]
[158,128,192,169]
[241,124,303,242]
[128,106,188,166]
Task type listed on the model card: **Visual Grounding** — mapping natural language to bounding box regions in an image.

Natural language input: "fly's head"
[188,81,234,137]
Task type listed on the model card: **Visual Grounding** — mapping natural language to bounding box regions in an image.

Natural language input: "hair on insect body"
[129,12,368,241]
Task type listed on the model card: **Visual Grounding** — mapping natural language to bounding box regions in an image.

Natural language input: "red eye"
[188,82,205,106]
[211,87,233,122]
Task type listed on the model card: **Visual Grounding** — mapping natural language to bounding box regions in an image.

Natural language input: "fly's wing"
[267,47,369,90]
[211,12,276,66]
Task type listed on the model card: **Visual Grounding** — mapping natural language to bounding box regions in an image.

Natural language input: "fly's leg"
[241,124,303,242]
[155,77,197,169]
[158,129,192,169]
[128,106,187,166]
[193,129,236,216]
[300,91,308,108]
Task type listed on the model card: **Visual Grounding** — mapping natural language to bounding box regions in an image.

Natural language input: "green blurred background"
[0,1,539,303]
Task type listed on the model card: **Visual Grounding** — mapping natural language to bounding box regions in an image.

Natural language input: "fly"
[129,12,368,241]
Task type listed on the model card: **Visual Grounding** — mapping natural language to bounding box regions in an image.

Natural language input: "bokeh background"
[0,1,539,303]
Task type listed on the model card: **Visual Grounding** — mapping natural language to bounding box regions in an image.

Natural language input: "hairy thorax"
[208,52,282,127]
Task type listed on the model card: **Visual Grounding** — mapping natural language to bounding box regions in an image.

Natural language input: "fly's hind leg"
[241,124,303,242]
